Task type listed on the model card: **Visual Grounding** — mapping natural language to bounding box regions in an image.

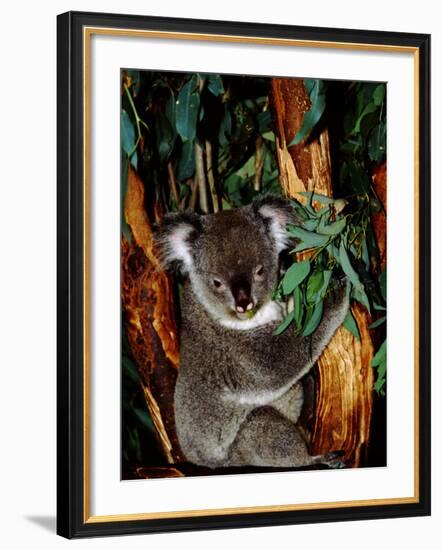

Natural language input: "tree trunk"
[270,78,374,467]
[122,165,184,464]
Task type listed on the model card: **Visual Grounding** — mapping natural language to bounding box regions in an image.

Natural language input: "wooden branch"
[195,141,209,213]
[371,162,387,271]
[122,165,184,463]
[167,161,181,210]
[254,137,264,192]
[270,77,374,467]
[205,139,220,212]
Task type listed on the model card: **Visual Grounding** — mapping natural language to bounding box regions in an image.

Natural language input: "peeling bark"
[371,162,387,271]
[270,77,374,467]
[122,166,184,463]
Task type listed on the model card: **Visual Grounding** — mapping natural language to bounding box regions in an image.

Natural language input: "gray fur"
[155,196,349,469]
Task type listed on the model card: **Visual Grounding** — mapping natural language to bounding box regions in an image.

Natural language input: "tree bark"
[122,165,184,464]
[270,78,374,467]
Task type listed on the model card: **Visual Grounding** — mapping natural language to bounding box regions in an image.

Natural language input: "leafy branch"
[274,191,387,394]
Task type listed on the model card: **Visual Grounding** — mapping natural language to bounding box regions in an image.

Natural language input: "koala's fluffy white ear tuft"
[252,195,298,253]
[154,212,202,272]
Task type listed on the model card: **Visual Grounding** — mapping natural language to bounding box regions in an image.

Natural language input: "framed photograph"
[57,11,431,538]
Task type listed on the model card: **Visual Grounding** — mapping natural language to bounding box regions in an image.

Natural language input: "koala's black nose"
[231,277,253,313]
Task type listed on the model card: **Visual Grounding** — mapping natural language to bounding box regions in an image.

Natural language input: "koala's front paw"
[326,277,350,321]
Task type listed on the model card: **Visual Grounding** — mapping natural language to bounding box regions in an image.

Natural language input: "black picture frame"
[57,10,431,539]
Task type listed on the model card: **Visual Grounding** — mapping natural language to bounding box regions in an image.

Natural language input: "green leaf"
[302,219,319,231]
[343,310,360,340]
[206,74,225,96]
[349,162,370,193]
[298,191,335,205]
[287,226,330,252]
[372,339,386,367]
[262,130,275,142]
[121,110,138,168]
[303,300,324,336]
[176,75,200,142]
[133,408,154,431]
[369,315,386,329]
[282,260,310,295]
[293,286,303,331]
[273,310,295,336]
[218,104,232,146]
[317,216,347,235]
[368,122,386,162]
[306,271,324,304]
[176,140,195,181]
[339,241,363,291]
[379,268,387,301]
[372,84,385,106]
[121,154,131,243]
[352,101,378,135]
[319,270,332,298]
[165,88,177,133]
[122,356,140,384]
[289,80,326,145]
[352,286,371,313]
[155,110,176,161]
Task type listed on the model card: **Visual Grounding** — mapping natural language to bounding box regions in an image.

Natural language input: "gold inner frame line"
[82,26,420,524]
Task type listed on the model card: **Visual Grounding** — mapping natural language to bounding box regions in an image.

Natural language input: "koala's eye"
[213,278,223,288]
[255,265,264,277]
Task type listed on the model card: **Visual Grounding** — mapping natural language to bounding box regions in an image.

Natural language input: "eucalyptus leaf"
[155,110,176,161]
[349,162,370,193]
[122,356,140,384]
[343,310,360,340]
[302,219,319,231]
[368,122,386,162]
[352,101,378,135]
[317,216,347,235]
[176,75,200,142]
[282,260,311,295]
[176,140,195,181]
[379,268,387,301]
[165,88,177,130]
[273,310,295,336]
[218,105,232,146]
[262,130,275,142]
[352,286,371,313]
[288,226,330,252]
[207,74,225,96]
[133,408,154,431]
[369,315,386,329]
[339,240,363,290]
[121,110,138,168]
[372,84,386,106]
[121,154,131,243]
[293,286,303,331]
[372,339,387,367]
[289,80,326,146]
[258,110,272,133]
[306,271,324,304]
[299,191,335,205]
[319,270,332,298]
[303,300,324,337]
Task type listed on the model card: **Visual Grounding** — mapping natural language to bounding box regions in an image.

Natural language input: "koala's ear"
[252,194,298,253]
[154,212,203,272]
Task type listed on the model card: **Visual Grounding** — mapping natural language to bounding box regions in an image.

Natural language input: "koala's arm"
[226,283,349,403]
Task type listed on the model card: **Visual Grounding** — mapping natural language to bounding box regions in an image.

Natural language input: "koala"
[155,195,349,469]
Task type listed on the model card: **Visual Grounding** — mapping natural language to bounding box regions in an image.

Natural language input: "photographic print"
[121,70,387,480]
[57,12,430,537]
